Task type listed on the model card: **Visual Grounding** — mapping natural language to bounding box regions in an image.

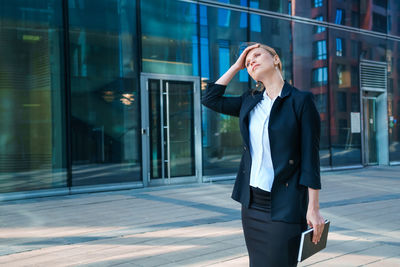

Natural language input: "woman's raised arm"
[201,44,260,117]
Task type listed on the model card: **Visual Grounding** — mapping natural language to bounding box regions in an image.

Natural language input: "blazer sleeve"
[201,82,243,117]
[299,92,322,189]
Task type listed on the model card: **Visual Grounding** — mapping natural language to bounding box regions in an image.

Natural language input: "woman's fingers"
[236,43,260,69]
[312,221,325,244]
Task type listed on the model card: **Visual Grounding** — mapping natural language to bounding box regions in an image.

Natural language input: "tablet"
[298,219,330,262]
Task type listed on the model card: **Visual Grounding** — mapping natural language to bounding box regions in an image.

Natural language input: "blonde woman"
[201,43,324,267]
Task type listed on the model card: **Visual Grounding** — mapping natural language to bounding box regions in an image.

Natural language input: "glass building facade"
[0,0,399,197]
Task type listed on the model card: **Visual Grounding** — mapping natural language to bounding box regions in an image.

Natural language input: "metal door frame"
[361,96,377,165]
[140,73,202,186]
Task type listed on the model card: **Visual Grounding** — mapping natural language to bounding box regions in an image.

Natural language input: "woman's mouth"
[252,64,260,72]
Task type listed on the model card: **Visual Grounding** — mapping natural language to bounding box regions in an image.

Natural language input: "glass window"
[372,12,387,33]
[218,41,230,76]
[330,29,363,167]
[0,0,66,193]
[336,64,348,86]
[141,0,198,75]
[313,40,327,60]
[373,0,387,8]
[336,38,344,56]
[250,1,261,32]
[200,5,208,26]
[335,9,345,25]
[315,94,327,113]
[314,16,326,33]
[313,0,324,8]
[201,5,248,176]
[218,0,231,27]
[254,0,287,13]
[351,11,360,28]
[388,38,400,162]
[312,67,328,86]
[388,0,400,37]
[337,92,347,112]
[69,0,141,186]
[292,21,329,167]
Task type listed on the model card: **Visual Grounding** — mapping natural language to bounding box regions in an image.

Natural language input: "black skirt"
[241,186,307,267]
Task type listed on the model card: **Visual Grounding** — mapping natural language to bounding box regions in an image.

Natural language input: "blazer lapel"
[239,80,293,149]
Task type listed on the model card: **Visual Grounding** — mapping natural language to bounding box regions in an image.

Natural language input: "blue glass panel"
[219,46,230,77]
[192,35,199,76]
[240,13,247,28]
[239,0,248,27]
[200,37,210,79]
[218,9,231,27]
[335,9,343,24]
[316,16,326,33]
[200,5,207,26]
[250,1,261,32]
[336,38,343,56]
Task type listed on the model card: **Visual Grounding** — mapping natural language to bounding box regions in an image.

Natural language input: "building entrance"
[362,95,378,164]
[360,60,389,166]
[140,73,202,186]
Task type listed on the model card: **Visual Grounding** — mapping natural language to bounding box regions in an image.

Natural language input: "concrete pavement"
[0,166,399,266]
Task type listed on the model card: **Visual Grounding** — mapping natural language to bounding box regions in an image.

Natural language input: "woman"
[201,43,325,267]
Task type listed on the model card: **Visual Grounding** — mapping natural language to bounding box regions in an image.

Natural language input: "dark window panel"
[69,0,141,186]
[0,0,66,193]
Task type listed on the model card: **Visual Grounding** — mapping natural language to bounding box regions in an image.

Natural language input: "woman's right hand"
[233,43,260,71]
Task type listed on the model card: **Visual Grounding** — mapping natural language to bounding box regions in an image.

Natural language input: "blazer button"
[289,159,294,165]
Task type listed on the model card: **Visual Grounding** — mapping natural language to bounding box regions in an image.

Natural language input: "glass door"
[362,97,378,165]
[141,74,201,185]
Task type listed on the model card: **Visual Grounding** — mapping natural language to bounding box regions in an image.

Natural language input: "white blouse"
[249,89,281,192]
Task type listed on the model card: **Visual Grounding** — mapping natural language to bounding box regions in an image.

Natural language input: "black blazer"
[201,80,321,224]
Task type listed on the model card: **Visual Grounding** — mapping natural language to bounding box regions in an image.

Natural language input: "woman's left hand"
[306,208,325,244]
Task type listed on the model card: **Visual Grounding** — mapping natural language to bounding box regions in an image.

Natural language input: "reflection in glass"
[149,80,162,179]
[313,40,327,60]
[292,21,330,166]
[141,0,198,76]
[336,38,344,57]
[363,98,378,164]
[387,38,400,161]
[334,9,345,25]
[0,0,66,193]
[329,29,367,166]
[69,0,141,186]
[314,16,326,33]
[201,5,248,176]
[164,81,195,177]
[149,80,195,179]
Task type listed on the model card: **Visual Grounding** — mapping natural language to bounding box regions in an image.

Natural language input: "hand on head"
[234,43,260,70]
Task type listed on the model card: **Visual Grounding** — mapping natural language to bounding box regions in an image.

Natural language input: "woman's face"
[245,47,277,81]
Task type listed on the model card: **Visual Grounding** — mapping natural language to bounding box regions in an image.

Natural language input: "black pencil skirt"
[241,186,307,267]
